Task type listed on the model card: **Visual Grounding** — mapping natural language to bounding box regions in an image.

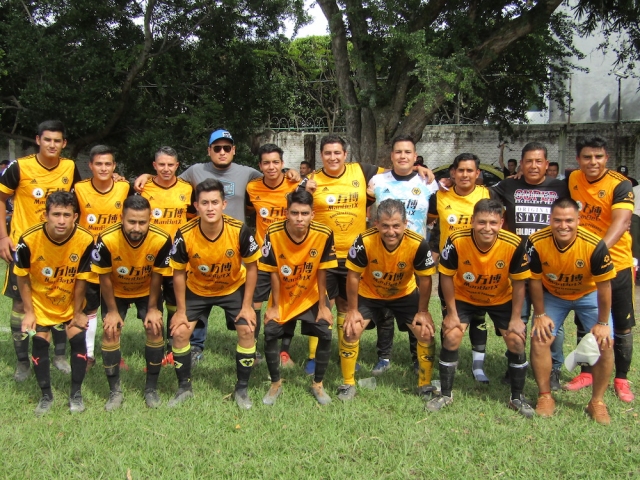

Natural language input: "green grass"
[0,268,638,478]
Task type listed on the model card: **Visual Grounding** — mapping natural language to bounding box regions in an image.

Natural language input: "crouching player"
[339,199,437,401]
[16,192,94,416]
[91,196,173,410]
[527,198,615,424]
[259,190,337,405]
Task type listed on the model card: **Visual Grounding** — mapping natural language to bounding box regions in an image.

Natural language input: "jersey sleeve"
[249,168,262,181]
[345,235,368,273]
[153,236,173,275]
[258,231,278,272]
[590,240,617,282]
[414,239,437,276]
[426,180,440,195]
[525,239,543,279]
[169,230,189,270]
[239,224,261,263]
[72,165,82,187]
[612,179,634,210]
[13,237,31,276]
[245,190,254,210]
[437,237,458,276]
[319,231,338,269]
[428,193,438,216]
[509,238,531,280]
[76,240,95,280]
[0,161,20,195]
[91,237,113,274]
[360,163,384,184]
[490,181,505,201]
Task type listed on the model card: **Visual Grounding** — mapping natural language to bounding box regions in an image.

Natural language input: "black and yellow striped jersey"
[74,179,132,239]
[140,177,193,238]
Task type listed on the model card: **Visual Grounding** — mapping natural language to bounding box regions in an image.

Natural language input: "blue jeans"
[522,285,564,370]
[543,290,613,338]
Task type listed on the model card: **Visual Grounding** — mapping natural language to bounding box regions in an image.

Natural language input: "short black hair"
[452,153,479,170]
[473,198,503,217]
[195,178,225,201]
[287,189,313,209]
[258,143,283,162]
[123,195,150,212]
[155,146,178,161]
[548,161,559,169]
[46,191,77,214]
[37,120,66,138]
[0,160,10,166]
[507,159,518,166]
[551,197,579,213]
[391,134,416,150]
[576,136,608,156]
[320,134,347,152]
[300,160,311,168]
[521,142,547,160]
[89,145,115,163]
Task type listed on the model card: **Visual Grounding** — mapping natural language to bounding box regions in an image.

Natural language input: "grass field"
[0,267,638,479]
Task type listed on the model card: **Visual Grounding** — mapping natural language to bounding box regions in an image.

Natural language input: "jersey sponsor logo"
[261,243,271,257]
[373,270,383,279]
[41,267,54,277]
[281,265,292,276]
[441,242,454,261]
[32,188,44,199]
[117,266,129,275]
[462,272,475,282]
[546,273,558,281]
[259,207,269,218]
[69,254,79,262]
[447,214,457,224]
[87,214,97,225]
[495,260,505,269]
[326,195,336,205]
[575,259,585,268]
[348,246,357,258]
[249,240,258,253]
[309,249,318,257]
[152,208,163,219]
[146,254,155,262]
[225,249,235,257]
[198,265,210,273]
[334,216,354,231]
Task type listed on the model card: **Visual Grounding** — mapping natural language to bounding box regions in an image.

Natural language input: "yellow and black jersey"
[259,220,337,322]
[74,179,132,239]
[428,185,493,252]
[91,223,172,299]
[170,215,261,297]
[0,155,80,243]
[140,177,193,238]
[568,169,634,270]
[438,229,530,306]
[312,162,384,258]
[526,226,616,300]
[245,176,299,246]
[14,223,94,325]
[346,227,436,300]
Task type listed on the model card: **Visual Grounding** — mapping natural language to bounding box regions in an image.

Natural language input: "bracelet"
[533,312,547,318]
[597,321,609,326]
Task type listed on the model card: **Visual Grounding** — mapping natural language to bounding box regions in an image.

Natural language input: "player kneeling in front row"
[427,199,533,416]
[16,192,94,416]
[92,196,173,410]
[340,199,437,400]
[527,198,615,424]
[169,179,260,409]
[259,190,337,405]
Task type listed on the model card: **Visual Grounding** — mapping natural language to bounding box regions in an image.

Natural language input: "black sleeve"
[92,236,113,270]
[525,239,541,274]
[346,235,368,269]
[509,238,530,276]
[551,179,570,200]
[320,231,337,264]
[259,231,277,268]
[78,240,94,274]
[239,224,260,259]
[127,184,136,197]
[72,165,82,187]
[428,193,438,216]
[245,190,253,210]
[613,179,634,207]
[439,237,458,271]
[414,239,435,272]
[0,161,20,192]
[155,236,173,269]
[170,230,189,264]
[14,236,31,269]
[360,163,381,184]
[187,191,197,216]
[590,240,615,278]
[490,181,505,201]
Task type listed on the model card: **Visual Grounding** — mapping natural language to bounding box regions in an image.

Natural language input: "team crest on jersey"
[397,262,406,269]
[41,267,53,278]
[373,271,383,279]
[281,265,292,276]
[575,259,585,268]
[152,208,163,219]
[91,248,101,262]
[604,255,610,263]
[179,194,186,202]
[495,260,505,269]
[115,201,122,209]
[546,273,558,281]
[117,266,129,275]
[598,190,606,198]
[352,180,360,187]
[447,214,457,225]
[225,249,235,258]
[32,188,44,199]
[412,187,421,195]
[69,254,79,263]
[87,214,97,224]
[462,272,475,282]
[198,265,210,273]
[146,254,155,262]
[62,177,69,185]
[259,207,269,218]
[309,249,318,257]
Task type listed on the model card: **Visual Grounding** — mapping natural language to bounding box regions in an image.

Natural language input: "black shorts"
[326,259,348,300]
[36,321,69,332]
[357,290,421,333]
[263,303,333,342]
[162,275,176,306]
[455,299,512,332]
[253,269,272,303]
[2,260,21,300]
[611,267,636,330]
[101,295,162,322]
[84,281,101,313]
[185,286,249,331]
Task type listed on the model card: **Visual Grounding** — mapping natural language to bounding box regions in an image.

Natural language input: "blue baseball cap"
[209,129,234,145]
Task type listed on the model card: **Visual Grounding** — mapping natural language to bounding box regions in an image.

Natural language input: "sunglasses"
[211,145,233,153]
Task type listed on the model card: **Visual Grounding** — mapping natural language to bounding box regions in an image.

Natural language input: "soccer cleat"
[425,394,453,412]
[508,394,535,418]
[564,372,593,391]
[85,357,96,373]
[371,358,391,376]
[550,369,561,392]
[417,385,438,400]
[254,351,263,366]
[119,357,130,371]
[105,389,124,412]
[585,400,611,425]
[14,361,31,382]
[613,378,635,403]
[69,392,85,414]
[168,387,193,407]
[161,352,175,367]
[535,395,556,417]
[336,384,356,401]
[280,351,295,368]
[304,358,316,375]
[52,355,71,374]
[311,382,332,405]
[191,347,204,368]
[144,389,162,408]
[262,383,283,406]
[234,388,253,410]
[35,394,54,417]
